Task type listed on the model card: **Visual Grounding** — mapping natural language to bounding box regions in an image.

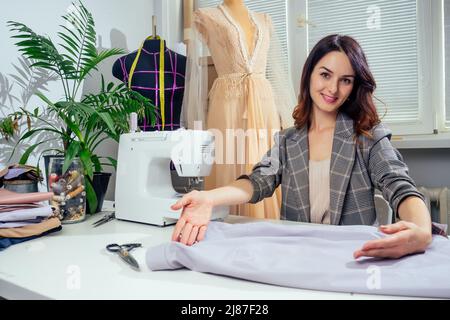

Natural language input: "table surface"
[0,202,421,300]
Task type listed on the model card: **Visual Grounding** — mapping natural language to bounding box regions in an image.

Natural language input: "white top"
[309,159,331,224]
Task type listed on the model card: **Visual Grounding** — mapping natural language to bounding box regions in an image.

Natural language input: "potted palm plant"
[6,1,156,214]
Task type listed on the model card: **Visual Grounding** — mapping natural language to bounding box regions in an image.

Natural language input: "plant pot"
[86,172,111,213]
[4,180,38,193]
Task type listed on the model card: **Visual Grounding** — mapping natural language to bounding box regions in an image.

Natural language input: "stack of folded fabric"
[0,188,62,251]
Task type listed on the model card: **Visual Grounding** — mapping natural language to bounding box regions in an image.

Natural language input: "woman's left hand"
[353,221,432,259]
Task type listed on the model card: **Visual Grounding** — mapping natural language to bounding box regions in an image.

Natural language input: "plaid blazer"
[238,112,424,225]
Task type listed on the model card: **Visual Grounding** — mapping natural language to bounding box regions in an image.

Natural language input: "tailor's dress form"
[113,40,187,131]
[193,5,284,219]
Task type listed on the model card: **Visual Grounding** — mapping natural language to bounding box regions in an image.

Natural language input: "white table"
[0,202,420,300]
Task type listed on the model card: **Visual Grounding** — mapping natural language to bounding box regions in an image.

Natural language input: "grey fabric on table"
[146,221,450,298]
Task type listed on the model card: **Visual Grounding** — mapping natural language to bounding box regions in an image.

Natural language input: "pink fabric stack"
[0,189,60,239]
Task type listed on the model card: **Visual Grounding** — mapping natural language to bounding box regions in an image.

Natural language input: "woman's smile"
[320,93,338,104]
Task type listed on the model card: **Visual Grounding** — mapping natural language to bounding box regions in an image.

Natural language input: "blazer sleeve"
[368,126,425,218]
[237,131,285,203]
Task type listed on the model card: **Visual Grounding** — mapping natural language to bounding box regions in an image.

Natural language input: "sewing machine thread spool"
[51,182,64,195]
[48,174,59,191]
[52,195,65,202]
[130,112,138,133]
[68,170,79,182]
[66,185,85,200]
[66,175,82,191]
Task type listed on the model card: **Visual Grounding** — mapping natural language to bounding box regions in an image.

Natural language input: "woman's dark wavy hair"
[292,34,380,137]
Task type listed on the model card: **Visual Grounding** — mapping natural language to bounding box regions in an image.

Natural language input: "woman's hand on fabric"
[353,221,432,259]
[170,190,213,246]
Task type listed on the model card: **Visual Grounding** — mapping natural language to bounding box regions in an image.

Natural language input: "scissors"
[92,212,115,227]
[106,243,142,271]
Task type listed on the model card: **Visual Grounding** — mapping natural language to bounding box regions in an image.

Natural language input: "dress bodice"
[194,5,273,76]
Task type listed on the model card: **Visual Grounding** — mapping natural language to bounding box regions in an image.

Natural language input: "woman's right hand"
[170,190,213,246]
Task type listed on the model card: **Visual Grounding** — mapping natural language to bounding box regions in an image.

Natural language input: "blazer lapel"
[286,126,310,222]
[329,113,356,225]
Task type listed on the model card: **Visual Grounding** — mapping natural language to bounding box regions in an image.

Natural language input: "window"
[298,0,441,135]
[195,1,448,137]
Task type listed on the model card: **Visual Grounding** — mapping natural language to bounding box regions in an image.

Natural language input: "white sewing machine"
[115,129,229,226]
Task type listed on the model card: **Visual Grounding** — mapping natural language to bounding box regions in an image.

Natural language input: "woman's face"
[309,51,355,114]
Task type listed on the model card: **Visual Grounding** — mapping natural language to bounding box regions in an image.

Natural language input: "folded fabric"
[0,225,62,251]
[0,203,44,214]
[1,164,42,181]
[4,168,31,180]
[0,203,42,213]
[0,217,61,238]
[0,188,53,205]
[0,205,53,223]
[146,222,450,299]
[0,219,48,228]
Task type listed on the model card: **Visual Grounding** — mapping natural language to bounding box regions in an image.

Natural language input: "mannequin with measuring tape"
[112,20,187,131]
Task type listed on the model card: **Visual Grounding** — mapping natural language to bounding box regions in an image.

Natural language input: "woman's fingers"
[354,247,404,259]
[187,226,199,246]
[354,228,410,258]
[172,217,186,241]
[171,195,191,210]
[353,222,411,256]
[197,225,208,241]
[169,190,210,245]
[361,234,404,251]
[173,224,208,245]
[180,223,193,245]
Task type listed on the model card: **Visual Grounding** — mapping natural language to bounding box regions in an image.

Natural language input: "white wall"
[0,0,182,201]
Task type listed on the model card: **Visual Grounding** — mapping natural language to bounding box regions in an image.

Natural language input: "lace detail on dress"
[218,4,262,71]
[248,12,263,70]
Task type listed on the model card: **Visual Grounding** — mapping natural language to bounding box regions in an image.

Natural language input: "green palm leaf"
[59,1,124,86]
[7,21,76,80]
[78,48,124,81]
[63,140,81,173]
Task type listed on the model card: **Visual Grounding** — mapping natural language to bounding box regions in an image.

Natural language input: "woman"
[171,34,432,260]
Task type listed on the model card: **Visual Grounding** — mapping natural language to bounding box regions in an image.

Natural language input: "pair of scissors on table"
[106,243,142,271]
[92,212,115,227]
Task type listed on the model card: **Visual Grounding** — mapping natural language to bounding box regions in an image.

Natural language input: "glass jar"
[48,157,86,224]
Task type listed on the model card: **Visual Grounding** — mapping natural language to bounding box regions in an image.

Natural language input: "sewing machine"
[115,129,229,226]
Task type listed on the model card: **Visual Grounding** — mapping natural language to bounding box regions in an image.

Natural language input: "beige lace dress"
[192,5,283,219]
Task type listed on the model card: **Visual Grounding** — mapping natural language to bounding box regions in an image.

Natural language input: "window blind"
[308,0,420,124]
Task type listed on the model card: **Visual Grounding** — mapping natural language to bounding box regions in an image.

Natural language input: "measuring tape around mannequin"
[128,36,166,130]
